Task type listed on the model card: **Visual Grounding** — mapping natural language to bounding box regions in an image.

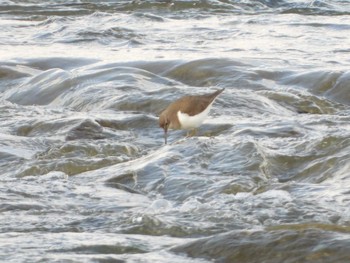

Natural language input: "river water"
[1,0,350,262]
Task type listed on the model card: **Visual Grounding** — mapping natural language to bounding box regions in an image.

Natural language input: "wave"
[3,58,349,114]
[1,0,350,16]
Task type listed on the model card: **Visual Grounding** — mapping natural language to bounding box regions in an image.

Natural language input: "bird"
[159,88,224,144]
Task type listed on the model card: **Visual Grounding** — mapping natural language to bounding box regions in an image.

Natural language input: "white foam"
[258,190,293,202]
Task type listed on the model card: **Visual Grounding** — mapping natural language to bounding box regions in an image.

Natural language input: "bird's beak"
[164,128,168,145]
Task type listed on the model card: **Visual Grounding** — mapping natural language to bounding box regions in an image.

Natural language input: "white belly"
[177,103,212,129]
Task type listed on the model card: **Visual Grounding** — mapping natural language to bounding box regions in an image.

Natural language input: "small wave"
[280,70,350,106]
[171,227,350,262]
[4,68,73,105]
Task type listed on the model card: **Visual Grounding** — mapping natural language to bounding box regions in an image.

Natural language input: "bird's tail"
[208,88,225,102]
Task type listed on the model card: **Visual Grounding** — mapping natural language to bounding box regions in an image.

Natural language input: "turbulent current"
[1,0,350,262]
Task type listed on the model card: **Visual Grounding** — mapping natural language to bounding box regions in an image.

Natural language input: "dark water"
[1,0,350,262]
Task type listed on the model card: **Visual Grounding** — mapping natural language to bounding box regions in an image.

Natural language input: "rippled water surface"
[1,0,350,262]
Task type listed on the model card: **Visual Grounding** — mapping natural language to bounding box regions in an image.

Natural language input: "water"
[1,0,350,262]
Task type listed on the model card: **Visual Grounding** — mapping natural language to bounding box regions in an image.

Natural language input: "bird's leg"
[186,129,197,137]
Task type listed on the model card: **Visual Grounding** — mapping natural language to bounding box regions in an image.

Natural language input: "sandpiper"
[159,88,224,144]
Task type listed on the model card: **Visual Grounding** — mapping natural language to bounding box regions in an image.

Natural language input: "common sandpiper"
[159,88,224,144]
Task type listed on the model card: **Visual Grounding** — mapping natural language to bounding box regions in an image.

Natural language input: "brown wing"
[180,88,224,116]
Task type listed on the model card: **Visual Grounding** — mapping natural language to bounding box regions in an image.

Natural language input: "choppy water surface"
[1,0,350,262]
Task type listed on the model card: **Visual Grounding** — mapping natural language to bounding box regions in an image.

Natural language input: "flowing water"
[1,0,350,262]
